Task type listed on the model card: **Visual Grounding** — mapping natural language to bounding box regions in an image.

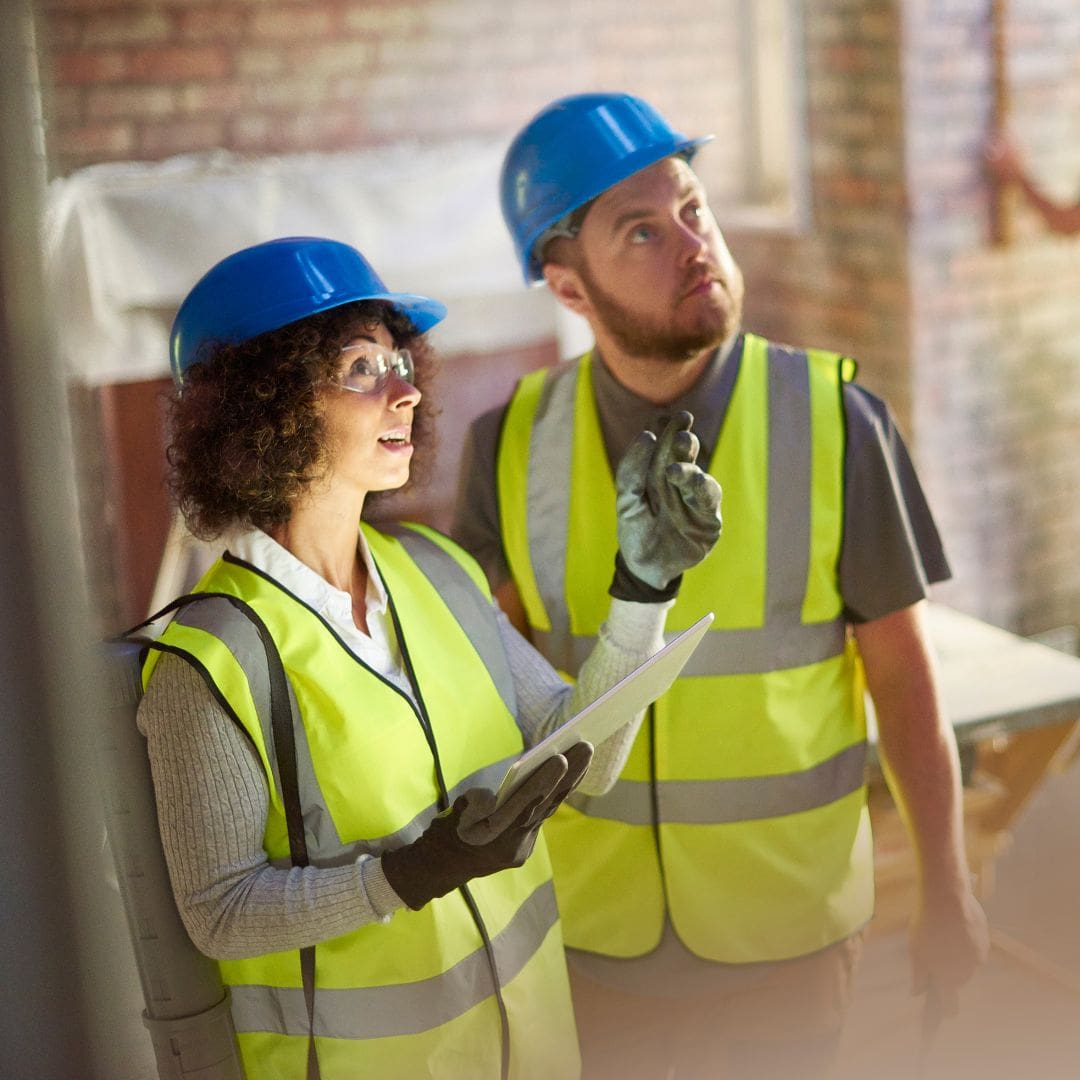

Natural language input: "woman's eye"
[349,357,377,378]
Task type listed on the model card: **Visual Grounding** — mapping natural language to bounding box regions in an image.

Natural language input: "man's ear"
[543,261,592,319]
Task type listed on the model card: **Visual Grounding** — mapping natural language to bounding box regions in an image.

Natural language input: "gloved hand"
[382,741,594,911]
[611,410,722,602]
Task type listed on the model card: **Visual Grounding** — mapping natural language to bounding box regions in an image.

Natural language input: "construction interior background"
[2,1,1079,1077]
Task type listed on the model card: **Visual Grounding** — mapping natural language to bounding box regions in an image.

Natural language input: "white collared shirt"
[228,526,415,700]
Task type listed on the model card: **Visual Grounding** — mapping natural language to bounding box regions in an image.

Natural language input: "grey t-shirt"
[450,333,951,996]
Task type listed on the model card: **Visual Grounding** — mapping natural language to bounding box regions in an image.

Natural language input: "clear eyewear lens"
[336,346,414,394]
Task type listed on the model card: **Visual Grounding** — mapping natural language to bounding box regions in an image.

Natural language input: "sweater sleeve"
[137,652,406,960]
[500,597,672,795]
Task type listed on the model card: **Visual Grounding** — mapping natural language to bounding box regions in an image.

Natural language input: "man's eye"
[629,225,654,244]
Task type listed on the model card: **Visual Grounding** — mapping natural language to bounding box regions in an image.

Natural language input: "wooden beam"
[989,0,1012,245]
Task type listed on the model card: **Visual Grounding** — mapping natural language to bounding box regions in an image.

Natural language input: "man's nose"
[675,222,709,263]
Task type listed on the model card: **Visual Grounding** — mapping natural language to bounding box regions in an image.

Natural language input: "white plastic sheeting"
[43,138,565,386]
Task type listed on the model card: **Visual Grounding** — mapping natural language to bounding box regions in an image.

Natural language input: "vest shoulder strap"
[112,592,318,1071]
[378,522,518,719]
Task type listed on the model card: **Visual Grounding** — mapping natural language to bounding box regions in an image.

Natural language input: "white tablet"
[495,612,714,807]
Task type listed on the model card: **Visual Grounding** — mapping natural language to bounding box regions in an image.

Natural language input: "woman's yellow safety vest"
[496,335,874,964]
[144,523,579,1079]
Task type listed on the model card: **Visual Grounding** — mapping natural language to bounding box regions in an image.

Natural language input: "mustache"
[682,266,725,294]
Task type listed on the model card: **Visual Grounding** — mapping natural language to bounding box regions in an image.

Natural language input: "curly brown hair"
[166,300,437,540]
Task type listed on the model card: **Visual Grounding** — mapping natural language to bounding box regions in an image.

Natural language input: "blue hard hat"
[170,236,447,385]
[500,92,713,284]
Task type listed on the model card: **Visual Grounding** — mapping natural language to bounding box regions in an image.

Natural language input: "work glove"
[611,410,723,603]
[381,741,594,911]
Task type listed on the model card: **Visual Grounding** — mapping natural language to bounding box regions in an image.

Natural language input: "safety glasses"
[332,344,415,395]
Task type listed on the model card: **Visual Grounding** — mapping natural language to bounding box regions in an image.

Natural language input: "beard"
[579,260,742,363]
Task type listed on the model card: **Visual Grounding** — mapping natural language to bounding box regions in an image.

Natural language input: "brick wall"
[40,0,745,182]
[729,1,913,425]
[904,0,1080,636]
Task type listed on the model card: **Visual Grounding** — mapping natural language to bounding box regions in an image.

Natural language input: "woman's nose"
[388,372,421,407]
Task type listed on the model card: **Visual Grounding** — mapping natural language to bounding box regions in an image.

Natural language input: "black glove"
[611,411,723,603]
[382,741,594,911]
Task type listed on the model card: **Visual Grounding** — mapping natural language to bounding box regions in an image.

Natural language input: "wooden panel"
[97,377,173,625]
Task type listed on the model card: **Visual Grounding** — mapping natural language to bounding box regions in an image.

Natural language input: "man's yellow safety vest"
[496,334,874,963]
[144,522,580,1079]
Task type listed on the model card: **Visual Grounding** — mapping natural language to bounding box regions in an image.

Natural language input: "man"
[453,93,988,1078]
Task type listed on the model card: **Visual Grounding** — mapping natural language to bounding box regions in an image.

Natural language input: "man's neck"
[590,333,735,406]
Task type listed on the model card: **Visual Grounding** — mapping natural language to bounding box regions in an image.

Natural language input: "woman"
[139,236,720,1079]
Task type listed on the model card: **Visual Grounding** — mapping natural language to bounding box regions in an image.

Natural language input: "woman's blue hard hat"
[500,92,713,284]
[170,236,448,385]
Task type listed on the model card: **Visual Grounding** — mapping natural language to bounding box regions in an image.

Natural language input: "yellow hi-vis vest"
[496,335,873,964]
[143,523,579,1080]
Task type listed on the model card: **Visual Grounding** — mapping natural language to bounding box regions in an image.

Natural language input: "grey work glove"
[382,741,593,911]
[611,410,723,602]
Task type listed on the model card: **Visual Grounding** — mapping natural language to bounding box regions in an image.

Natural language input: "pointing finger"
[615,430,658,497]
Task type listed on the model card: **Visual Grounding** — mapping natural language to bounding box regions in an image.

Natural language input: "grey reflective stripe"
[567,742,867,825]
[764,344,813,627]
[267,755,518,870]
[526,344,845,677]
[534,616,846,678]
[382,523,517,718]
[524,364,577,673]
[230,878,559,1039]
[173,598,340,856]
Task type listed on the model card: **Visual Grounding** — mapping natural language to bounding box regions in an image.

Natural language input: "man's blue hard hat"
[500,92,713,284]
[170,236,448,385]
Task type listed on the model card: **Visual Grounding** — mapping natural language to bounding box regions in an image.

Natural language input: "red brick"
[126,45,230,82]
[341,4,423,35]
[51,119,135,158]
[291,41,375,77]
[235,47,286,78]
[249,5,334,41]
[177,8,248,43]
[49,48,127,85]
[82,11,172,47]
[178,82,248,116]
[85,85,177,120]
[230,113,276,151]
[250,78,330,110]
[821,43,877,73]
[139,118,226,157]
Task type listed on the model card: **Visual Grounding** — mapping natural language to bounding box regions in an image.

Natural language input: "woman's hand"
[382,742,593,910]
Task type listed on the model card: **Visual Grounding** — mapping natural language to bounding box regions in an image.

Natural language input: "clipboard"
[494,612,714,807]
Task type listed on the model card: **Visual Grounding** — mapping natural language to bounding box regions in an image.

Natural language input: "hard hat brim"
[170,238,447,385]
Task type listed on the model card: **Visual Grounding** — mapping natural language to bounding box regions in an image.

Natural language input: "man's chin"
[668,317,736,360]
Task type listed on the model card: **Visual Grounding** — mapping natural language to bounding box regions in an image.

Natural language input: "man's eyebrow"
[606,204,652,236]
[604,179,705,237]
